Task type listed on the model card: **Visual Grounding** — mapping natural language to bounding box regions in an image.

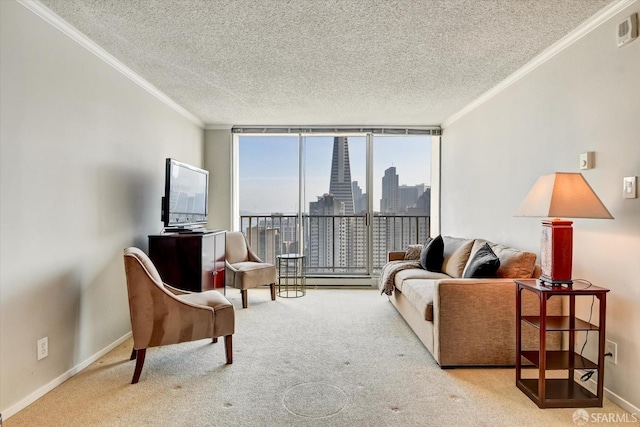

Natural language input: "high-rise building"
[308,194,345,272]
[371,215,388,268]
[409,187,431,216]
[381,166,399,213]
[399,183,429,213]
[352,181,367,214]
[329,137,355,215]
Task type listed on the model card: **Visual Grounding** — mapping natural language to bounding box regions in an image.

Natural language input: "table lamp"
[515,173,613,286]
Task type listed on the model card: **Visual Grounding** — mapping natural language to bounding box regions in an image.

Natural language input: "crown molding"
[204,124,234,130]
[442,0,636,129]
[17,0,205,129]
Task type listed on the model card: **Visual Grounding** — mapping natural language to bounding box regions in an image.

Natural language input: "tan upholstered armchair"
[225,231,277,309]
[123,247,235,384]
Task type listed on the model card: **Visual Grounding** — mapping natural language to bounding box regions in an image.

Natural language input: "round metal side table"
[276,253,306,298]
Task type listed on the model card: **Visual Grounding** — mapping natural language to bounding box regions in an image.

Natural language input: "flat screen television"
[162,158,209,230]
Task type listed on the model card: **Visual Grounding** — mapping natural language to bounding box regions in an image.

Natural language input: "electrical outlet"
[605,339,617,364]
[37,337,48,360]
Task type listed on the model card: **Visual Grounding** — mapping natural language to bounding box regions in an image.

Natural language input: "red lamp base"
[540,219,573,286]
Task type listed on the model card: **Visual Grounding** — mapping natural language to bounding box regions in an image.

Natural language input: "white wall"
[204,129,233,231]
[0,1,203,416]
[441,2,640,411]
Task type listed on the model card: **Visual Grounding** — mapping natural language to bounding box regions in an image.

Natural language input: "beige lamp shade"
[515,173,613,219]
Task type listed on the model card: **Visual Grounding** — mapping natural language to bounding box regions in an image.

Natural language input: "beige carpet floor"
[5,288,632,426]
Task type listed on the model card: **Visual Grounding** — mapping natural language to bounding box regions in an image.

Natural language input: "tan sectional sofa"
[381,236,562,367]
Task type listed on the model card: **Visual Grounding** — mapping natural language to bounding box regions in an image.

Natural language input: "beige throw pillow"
[467,239,537,278]
[404,244,423,261]
[441,236,475,278]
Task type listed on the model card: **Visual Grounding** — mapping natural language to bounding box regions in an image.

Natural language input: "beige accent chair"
[225,231,277,309]
[123,247,235,384]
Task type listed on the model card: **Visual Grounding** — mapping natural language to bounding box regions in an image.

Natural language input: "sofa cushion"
[420,235,444,272]
[463,243,500,278]
[400,279,436,321]
[441,236,475,278]
[469,240,537,278]
[393,269,450,292]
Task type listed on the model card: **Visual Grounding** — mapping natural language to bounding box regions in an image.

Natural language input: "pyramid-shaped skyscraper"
[329,136,354,215]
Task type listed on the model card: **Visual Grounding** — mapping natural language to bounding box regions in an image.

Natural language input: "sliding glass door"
[371,135,432,272]
[303,135,368,275]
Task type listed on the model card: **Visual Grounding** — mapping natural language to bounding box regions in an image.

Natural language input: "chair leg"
[270,283,276,301]
[130,349,137,360]
[131,348,146,384]
[212,337,218,343]
[241,289,248,308]
[225,335,233,364]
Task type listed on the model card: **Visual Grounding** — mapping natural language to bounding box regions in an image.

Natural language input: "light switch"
[623,176,637,199]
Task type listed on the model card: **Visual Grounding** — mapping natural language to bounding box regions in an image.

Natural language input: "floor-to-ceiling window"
[237,135,299,264]
[234,128,438,279]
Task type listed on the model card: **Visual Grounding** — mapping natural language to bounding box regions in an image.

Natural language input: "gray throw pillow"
[463,243,500,278]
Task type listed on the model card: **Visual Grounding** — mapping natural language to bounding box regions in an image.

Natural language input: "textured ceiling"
[39,0,614,127]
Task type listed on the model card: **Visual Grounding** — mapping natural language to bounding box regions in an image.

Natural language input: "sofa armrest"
[431,278,561,366]
[387,251,406,262]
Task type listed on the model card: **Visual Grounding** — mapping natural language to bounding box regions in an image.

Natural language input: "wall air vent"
[617,13,638,47]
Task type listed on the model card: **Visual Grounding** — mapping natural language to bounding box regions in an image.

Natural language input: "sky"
[239,135,431,215]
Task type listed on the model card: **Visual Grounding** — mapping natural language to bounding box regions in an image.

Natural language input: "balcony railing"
[241,214,430,275]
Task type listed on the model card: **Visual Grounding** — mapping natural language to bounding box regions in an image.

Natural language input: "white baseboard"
[605,388,640,417]
[574,369,640,415]
[2,332,132,421]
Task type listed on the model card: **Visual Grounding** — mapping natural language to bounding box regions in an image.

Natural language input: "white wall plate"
[623,176,637,199]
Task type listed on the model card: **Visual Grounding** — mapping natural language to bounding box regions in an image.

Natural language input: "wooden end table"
[515,279,609,408]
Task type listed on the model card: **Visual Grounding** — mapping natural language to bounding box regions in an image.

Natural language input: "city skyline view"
[240,135,433,273]
[239,135,432,215]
